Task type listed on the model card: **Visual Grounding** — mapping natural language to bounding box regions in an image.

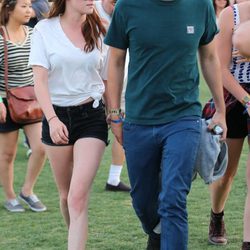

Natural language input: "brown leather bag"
[0,27,43,124]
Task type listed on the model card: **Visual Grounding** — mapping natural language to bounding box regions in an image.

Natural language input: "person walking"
[23,0,50,158]
[104,0,227,249]
[95,0,130,192]
[29,0,109,249]
[0,0,47,213]
[206,2,250,249]
[27,0,50,28]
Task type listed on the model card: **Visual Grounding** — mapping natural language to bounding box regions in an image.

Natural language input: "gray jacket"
[193,119,228,184]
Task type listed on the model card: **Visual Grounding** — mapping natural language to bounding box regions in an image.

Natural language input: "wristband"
[111,117,124,124]
[0,96,3,103]
[47,115,58,123]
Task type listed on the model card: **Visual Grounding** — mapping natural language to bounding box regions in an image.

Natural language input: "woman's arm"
[33,66,55,121]
[217,7,249,103]
[32,65,69,144]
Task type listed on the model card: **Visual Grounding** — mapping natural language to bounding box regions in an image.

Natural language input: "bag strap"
[0,26,10,97]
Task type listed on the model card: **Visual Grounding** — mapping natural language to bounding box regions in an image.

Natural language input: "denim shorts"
[0,98,41,132]
[42,101,109,146]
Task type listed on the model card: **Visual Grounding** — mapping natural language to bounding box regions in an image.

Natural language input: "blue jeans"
[123,116,201,250]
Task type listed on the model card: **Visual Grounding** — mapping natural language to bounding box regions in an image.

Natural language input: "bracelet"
[111,117,124,124]
[108,108,121,116]
[245,101,250,108]
[241,95,250,106]
[47,115,58,123]
[0,96,3,103]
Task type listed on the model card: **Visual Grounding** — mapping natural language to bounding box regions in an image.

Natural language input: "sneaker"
[242,242,250,250]
[26,149,32,158]
[105,181,131,192]
[19,193,47,212]
[146,236,160,250]
[4,198,25,212]
[208,210,227,245]
[153,222,161,234]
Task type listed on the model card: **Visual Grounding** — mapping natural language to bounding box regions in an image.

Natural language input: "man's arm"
[106,46,127,144]
[199,39,227,140]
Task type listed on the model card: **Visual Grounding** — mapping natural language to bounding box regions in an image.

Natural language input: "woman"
[0,0,46,212]
[207,2,250,249]
[29,0,108,248]
[213,0,230,23]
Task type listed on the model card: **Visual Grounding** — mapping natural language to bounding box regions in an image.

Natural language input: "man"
[95,0,130,192]
[104,0,227,249]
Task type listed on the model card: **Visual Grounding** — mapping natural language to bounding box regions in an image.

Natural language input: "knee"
[68,190,88,214]
[1,150,16,164]
[31,144,46,158]
[60,191,68,207]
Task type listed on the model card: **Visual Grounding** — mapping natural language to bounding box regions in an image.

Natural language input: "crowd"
[0,0,250,249]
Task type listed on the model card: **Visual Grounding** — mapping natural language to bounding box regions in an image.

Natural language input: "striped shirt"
[0,26,34,98]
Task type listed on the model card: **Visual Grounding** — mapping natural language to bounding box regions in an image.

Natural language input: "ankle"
[211,209,224,218]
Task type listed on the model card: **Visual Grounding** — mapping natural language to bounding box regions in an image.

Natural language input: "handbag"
[0,27,43,124]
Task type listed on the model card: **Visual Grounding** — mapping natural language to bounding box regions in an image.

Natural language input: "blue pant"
[123,116,201,250]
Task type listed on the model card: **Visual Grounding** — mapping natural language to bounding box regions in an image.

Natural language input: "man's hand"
[109,113,123,145]
[111,122,123,145]
[207,111,227,141]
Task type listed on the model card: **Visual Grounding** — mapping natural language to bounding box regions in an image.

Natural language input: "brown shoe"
[242,242,250,250]
[208,210,227,245]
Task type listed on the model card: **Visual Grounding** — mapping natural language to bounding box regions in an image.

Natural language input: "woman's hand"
[0,102,7,123]
[49,117,69,145]
[232,50,250,63]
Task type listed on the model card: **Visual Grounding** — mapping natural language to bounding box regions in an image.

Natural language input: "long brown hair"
[49,0,106,53]
[213,0,230,14]
[0,0,17,25]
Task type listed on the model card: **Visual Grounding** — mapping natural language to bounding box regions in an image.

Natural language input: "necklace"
[5,25,26,46]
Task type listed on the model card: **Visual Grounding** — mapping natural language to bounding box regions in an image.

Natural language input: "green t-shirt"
[104,0,217,125]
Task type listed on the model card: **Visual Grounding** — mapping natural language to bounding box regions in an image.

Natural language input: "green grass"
[0,79,247,250]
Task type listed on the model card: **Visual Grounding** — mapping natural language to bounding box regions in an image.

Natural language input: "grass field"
[0,79,247,250]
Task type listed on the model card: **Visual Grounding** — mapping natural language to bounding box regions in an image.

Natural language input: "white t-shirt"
[29,16,108,107]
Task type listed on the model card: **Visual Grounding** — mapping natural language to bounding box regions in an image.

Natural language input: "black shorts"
[42,101,109,146]
[0,98,41,132]
[226,101,249,139]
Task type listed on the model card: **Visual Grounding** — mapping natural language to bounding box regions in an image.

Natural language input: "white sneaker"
[4,198,25,212]
[26,149,32,158]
